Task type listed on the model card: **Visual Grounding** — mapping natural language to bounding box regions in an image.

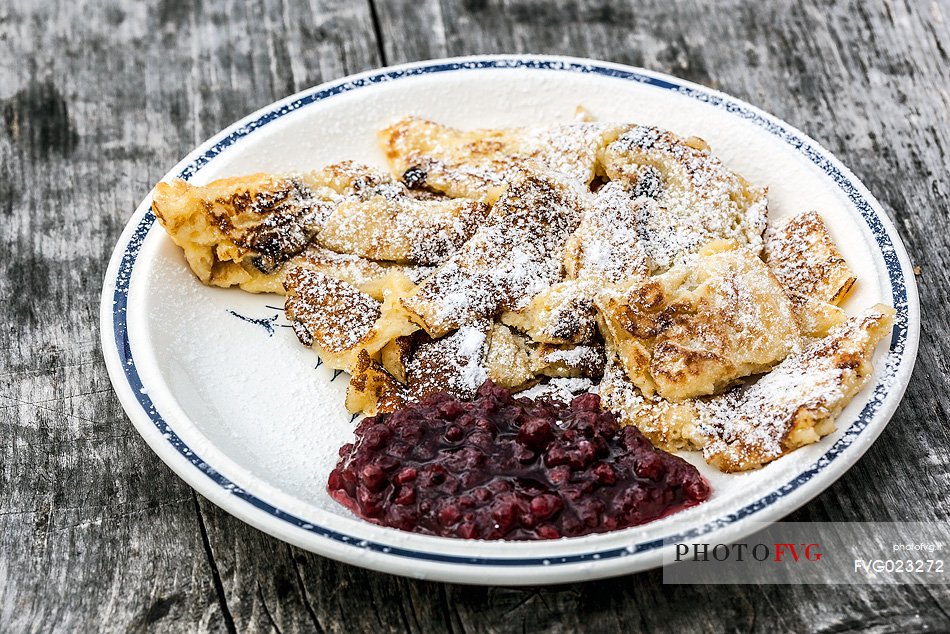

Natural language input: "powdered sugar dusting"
[154,109,899,479]
[763,210,856,303]
[529,123,627,184]
[700,363,846,461]
[317,190,489,266]
[519,377,595,403]
[602,125,768,271]
[405,323,491,401]
[402,169,586,335]
[283,268,381,353]
[695,306,894,471]
[568,180,650,283]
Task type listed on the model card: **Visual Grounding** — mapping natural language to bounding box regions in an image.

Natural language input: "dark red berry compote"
[328,381,710,540]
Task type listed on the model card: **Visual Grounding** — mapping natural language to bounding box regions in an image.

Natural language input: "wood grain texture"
[1,0,948,632]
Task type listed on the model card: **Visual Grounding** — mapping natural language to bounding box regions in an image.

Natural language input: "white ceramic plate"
[100,55,919,585]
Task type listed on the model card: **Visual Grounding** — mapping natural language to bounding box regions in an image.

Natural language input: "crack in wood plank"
[367,0,390,66]
[192,493,237,634]
[257,580,284,634]
[287,544,327,634]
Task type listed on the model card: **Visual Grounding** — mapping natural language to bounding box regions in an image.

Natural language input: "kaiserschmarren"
[153,115,894,473]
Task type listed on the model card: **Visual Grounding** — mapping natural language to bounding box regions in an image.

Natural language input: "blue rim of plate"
[109,57,912,567]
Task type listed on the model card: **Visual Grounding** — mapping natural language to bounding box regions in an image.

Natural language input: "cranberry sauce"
[328,381,710,540]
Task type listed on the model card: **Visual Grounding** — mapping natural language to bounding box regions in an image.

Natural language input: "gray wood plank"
[0,0,381,631]
[1,0,948,632]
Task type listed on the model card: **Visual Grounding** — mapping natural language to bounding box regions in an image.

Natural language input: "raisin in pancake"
[597,241,800,401]
[697,304,895,471]
[599,126,768,271]
[379,116,628,203]
[153,172,336,290]
[764,210,856,337]
[400,169,586,337]
[153,162,483,292]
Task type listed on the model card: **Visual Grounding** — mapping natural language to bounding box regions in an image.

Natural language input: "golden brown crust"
[152,118,896,469]
[152,162,483,293]
[400,169,586,337]
[598,354,704,452]
[153,173,336,290]
[283,269,382,370]
[599,126,769,271]
[379,116,628,203]
[500,280,599,345]
[316,187,489,265]
[764,210,857,336]
[283,269,419,372]
[697,304,895,471]
[597,242,800,401]
[345,350,408,415]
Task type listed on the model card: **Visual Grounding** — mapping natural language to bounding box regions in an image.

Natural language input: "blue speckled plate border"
[102,56,918,576]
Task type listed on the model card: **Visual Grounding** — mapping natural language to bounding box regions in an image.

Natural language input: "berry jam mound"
[328,381,711,540]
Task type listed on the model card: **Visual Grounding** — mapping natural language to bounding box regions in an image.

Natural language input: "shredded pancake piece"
[153,162,483,292]
[379,116,628,203]
[532,342,606,379]
[697,304,895,471]
[764,210,856,336]
[283,269,382,370]
[346,317,609,415]
[500,279,600,345]
[282,246,431,299]
[599,126,768,271]
[153,173,337,290]
[317,183,488,265]
[345,350,408,416]
[347,322,494,413]
[484,323,538,390]
[597,241,800,401]
[284,269,418,371]
[598,354,705,452]
[400,169,586,337]
[564,180,651,283]
[404,323,491,402]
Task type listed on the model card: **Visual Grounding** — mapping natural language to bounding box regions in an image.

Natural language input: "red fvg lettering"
[774,543,823,562]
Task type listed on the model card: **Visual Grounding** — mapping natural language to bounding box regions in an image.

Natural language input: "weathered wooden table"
[2,1,948,631]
